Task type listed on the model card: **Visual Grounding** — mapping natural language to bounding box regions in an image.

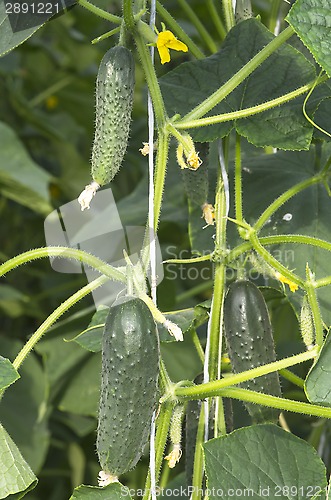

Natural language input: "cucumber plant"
[1,0,331,499]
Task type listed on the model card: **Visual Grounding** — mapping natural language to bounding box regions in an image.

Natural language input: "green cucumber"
[97,297,159,477]
[223,280,282,423]
[92,46,135,186]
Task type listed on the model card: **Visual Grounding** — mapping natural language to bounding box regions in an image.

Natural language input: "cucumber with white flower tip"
[223,280,282,423]
[97,296,159,477]
[92,45,135,186]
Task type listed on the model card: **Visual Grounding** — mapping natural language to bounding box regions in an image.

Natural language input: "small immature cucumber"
[224,280,282,423]
[97,297,159,477]
[92,46,135,186]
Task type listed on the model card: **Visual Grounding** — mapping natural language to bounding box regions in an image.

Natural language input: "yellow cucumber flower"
[275,272,298,293]
[156,30,188,64]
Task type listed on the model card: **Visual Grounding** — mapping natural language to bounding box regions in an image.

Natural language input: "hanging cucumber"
[78,46,135,210]
[223,280,282,423]
[97,296,159,479]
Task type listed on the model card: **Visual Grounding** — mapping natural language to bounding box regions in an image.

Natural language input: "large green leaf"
[305,329,331,407]
[0,422,37,499]
[160,19,316,149]
[0,337,49,473]
[287,0,331,77]
[70,483,132,499]
[0,355,19,391]
[204,424,327,499]
[0,122,52,214]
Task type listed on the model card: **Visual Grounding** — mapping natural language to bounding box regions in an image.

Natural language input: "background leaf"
[0,337,49,473]
[0,422,37,499]
[287,0,331,77]
[68,306,109,353]
[0,121,52,214]
[204,424,327,499]
[0,0,75,58]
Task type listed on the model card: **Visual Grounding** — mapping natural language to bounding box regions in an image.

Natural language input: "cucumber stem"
[175,347,318,400]
[180,26,294,123]
[77,0,122,23]
[142,403,174,500]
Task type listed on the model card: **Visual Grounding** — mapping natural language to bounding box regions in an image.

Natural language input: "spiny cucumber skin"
[224,280,282,423]
[91,46,135,186]
[97,297,159,476]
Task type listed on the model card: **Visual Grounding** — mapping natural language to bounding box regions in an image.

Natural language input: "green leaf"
[305,329,331,407]
[0,1,41,57]
[160,19,316,150]
[158,300,210,342]
[0,284,28,318]
[0,1,73,58]
[68,306,109,353]
[0,356,19,391]
[204,424,327,499]
[0,337,49,473]
[0,122,52,214]
[0,422,37,499]
[287,0,331,77]
[35,331,89,395]
[58,353,101,417]
[70,483,132,499]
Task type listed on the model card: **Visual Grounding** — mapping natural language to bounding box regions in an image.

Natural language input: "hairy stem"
[0,247,126,282]
[254,175,323,233]
[174,78,328,129]
[13,275,108,370]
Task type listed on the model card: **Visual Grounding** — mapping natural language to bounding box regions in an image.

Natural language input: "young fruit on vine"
[97,296,159,481]
[224,280,282,423]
